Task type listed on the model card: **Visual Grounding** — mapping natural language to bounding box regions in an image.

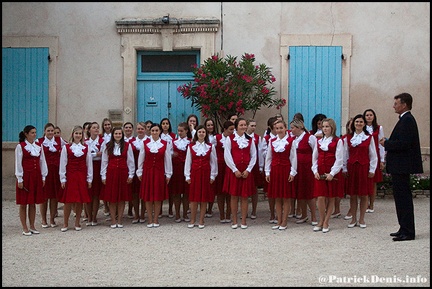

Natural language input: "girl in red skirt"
[38,123,63,228]
[363,109,385,213]
[262,116,278,224]
[130,121,148,224]
[100,117,113,216]
[136,123,173,228]
[59,125,93,232]
[312,118,344,233]
[100,127,135,228]
[84,121,105,226]
[184,125,218,228]
[290,119,318,226]
[223,118,257,229]
[169,122,192,223]
[15,125,48,235]
[204,118,218,218]
[214,120,235,223]
[343,114,377,229]
[264,120,297,230]
[246,119,264,220]
[160,117,176,218]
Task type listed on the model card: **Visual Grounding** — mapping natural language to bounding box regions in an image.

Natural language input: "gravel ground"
[2,178,430,287]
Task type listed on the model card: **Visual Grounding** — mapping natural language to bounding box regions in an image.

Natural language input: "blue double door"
[136,51,200,133]
[137,78,199,131]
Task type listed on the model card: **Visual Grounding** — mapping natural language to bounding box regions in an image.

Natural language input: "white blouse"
[223,133,257,174]
[311,136,344,176]
[59,142,93,183]
[184,141,218,181]
[264,134,297,177]
[100,142,135,181]
[14,140,48,183]
[136,138,173,178]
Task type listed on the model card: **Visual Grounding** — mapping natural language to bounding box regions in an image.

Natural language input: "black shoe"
[390,231,401,237]
[393,235,415,242]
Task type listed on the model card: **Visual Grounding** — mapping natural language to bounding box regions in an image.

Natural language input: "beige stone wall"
[2,2,430,178]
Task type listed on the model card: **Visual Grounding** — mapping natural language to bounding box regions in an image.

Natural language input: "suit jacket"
[384,111,423,174]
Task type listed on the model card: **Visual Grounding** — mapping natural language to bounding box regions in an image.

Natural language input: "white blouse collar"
[319,136,333,151]
[42,136,58,152]
[70,142,85,157]
[350,131,368,147]
[174,137,190,151]
[147,138,164,153]
[192,141,210,156]
[233,132,249,149]
[273,134,289,152]
[132,137,145,150]
[24,140,42,156]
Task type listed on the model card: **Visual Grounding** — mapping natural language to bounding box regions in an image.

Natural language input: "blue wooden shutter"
[288,46,342,134]
[2,48,49,141]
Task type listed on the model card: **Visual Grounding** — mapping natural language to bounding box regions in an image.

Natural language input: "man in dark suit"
[380,92,423,241]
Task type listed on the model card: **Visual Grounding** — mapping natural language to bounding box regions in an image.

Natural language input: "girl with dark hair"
[160,117,176,218]
[246,119,263,220]
[130,122,149,224]
[343,114,378,229]
[82,122,92,140]
[100,117,113,216]
[310,113,327,138]
[123,121,136,219]
[136,123,173,228]
[101,118,113,143]
[15,125,48,235]
[84,121,105,226]
[38,122,63,228]
[187,114,199,138]
[214,120,235,223]
[123,122,136,143]
[169,122,192,223]
[203,118,218,217]
[262,116,278,223]
[184,125,218,228]
[100,127,135,229]
[223,118,257,229]
[363,109,385,213]
[160,118,176,144]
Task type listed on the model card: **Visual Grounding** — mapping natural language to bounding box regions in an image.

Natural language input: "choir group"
[15,110,385,235]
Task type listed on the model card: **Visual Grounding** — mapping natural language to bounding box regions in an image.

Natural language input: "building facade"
[2,2,430,178]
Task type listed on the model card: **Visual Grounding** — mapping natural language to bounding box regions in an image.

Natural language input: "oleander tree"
[177,53,286,130]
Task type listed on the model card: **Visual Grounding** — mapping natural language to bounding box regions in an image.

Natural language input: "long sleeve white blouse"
[100,143,135,180]
[223,133,257,173]
[264,134,298,177]
[342,135,378,173]
[59,143,93,183]
[15,140,48,183]
[311,136,344,176]
[135,138,173,178]
[184,142,218,181]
